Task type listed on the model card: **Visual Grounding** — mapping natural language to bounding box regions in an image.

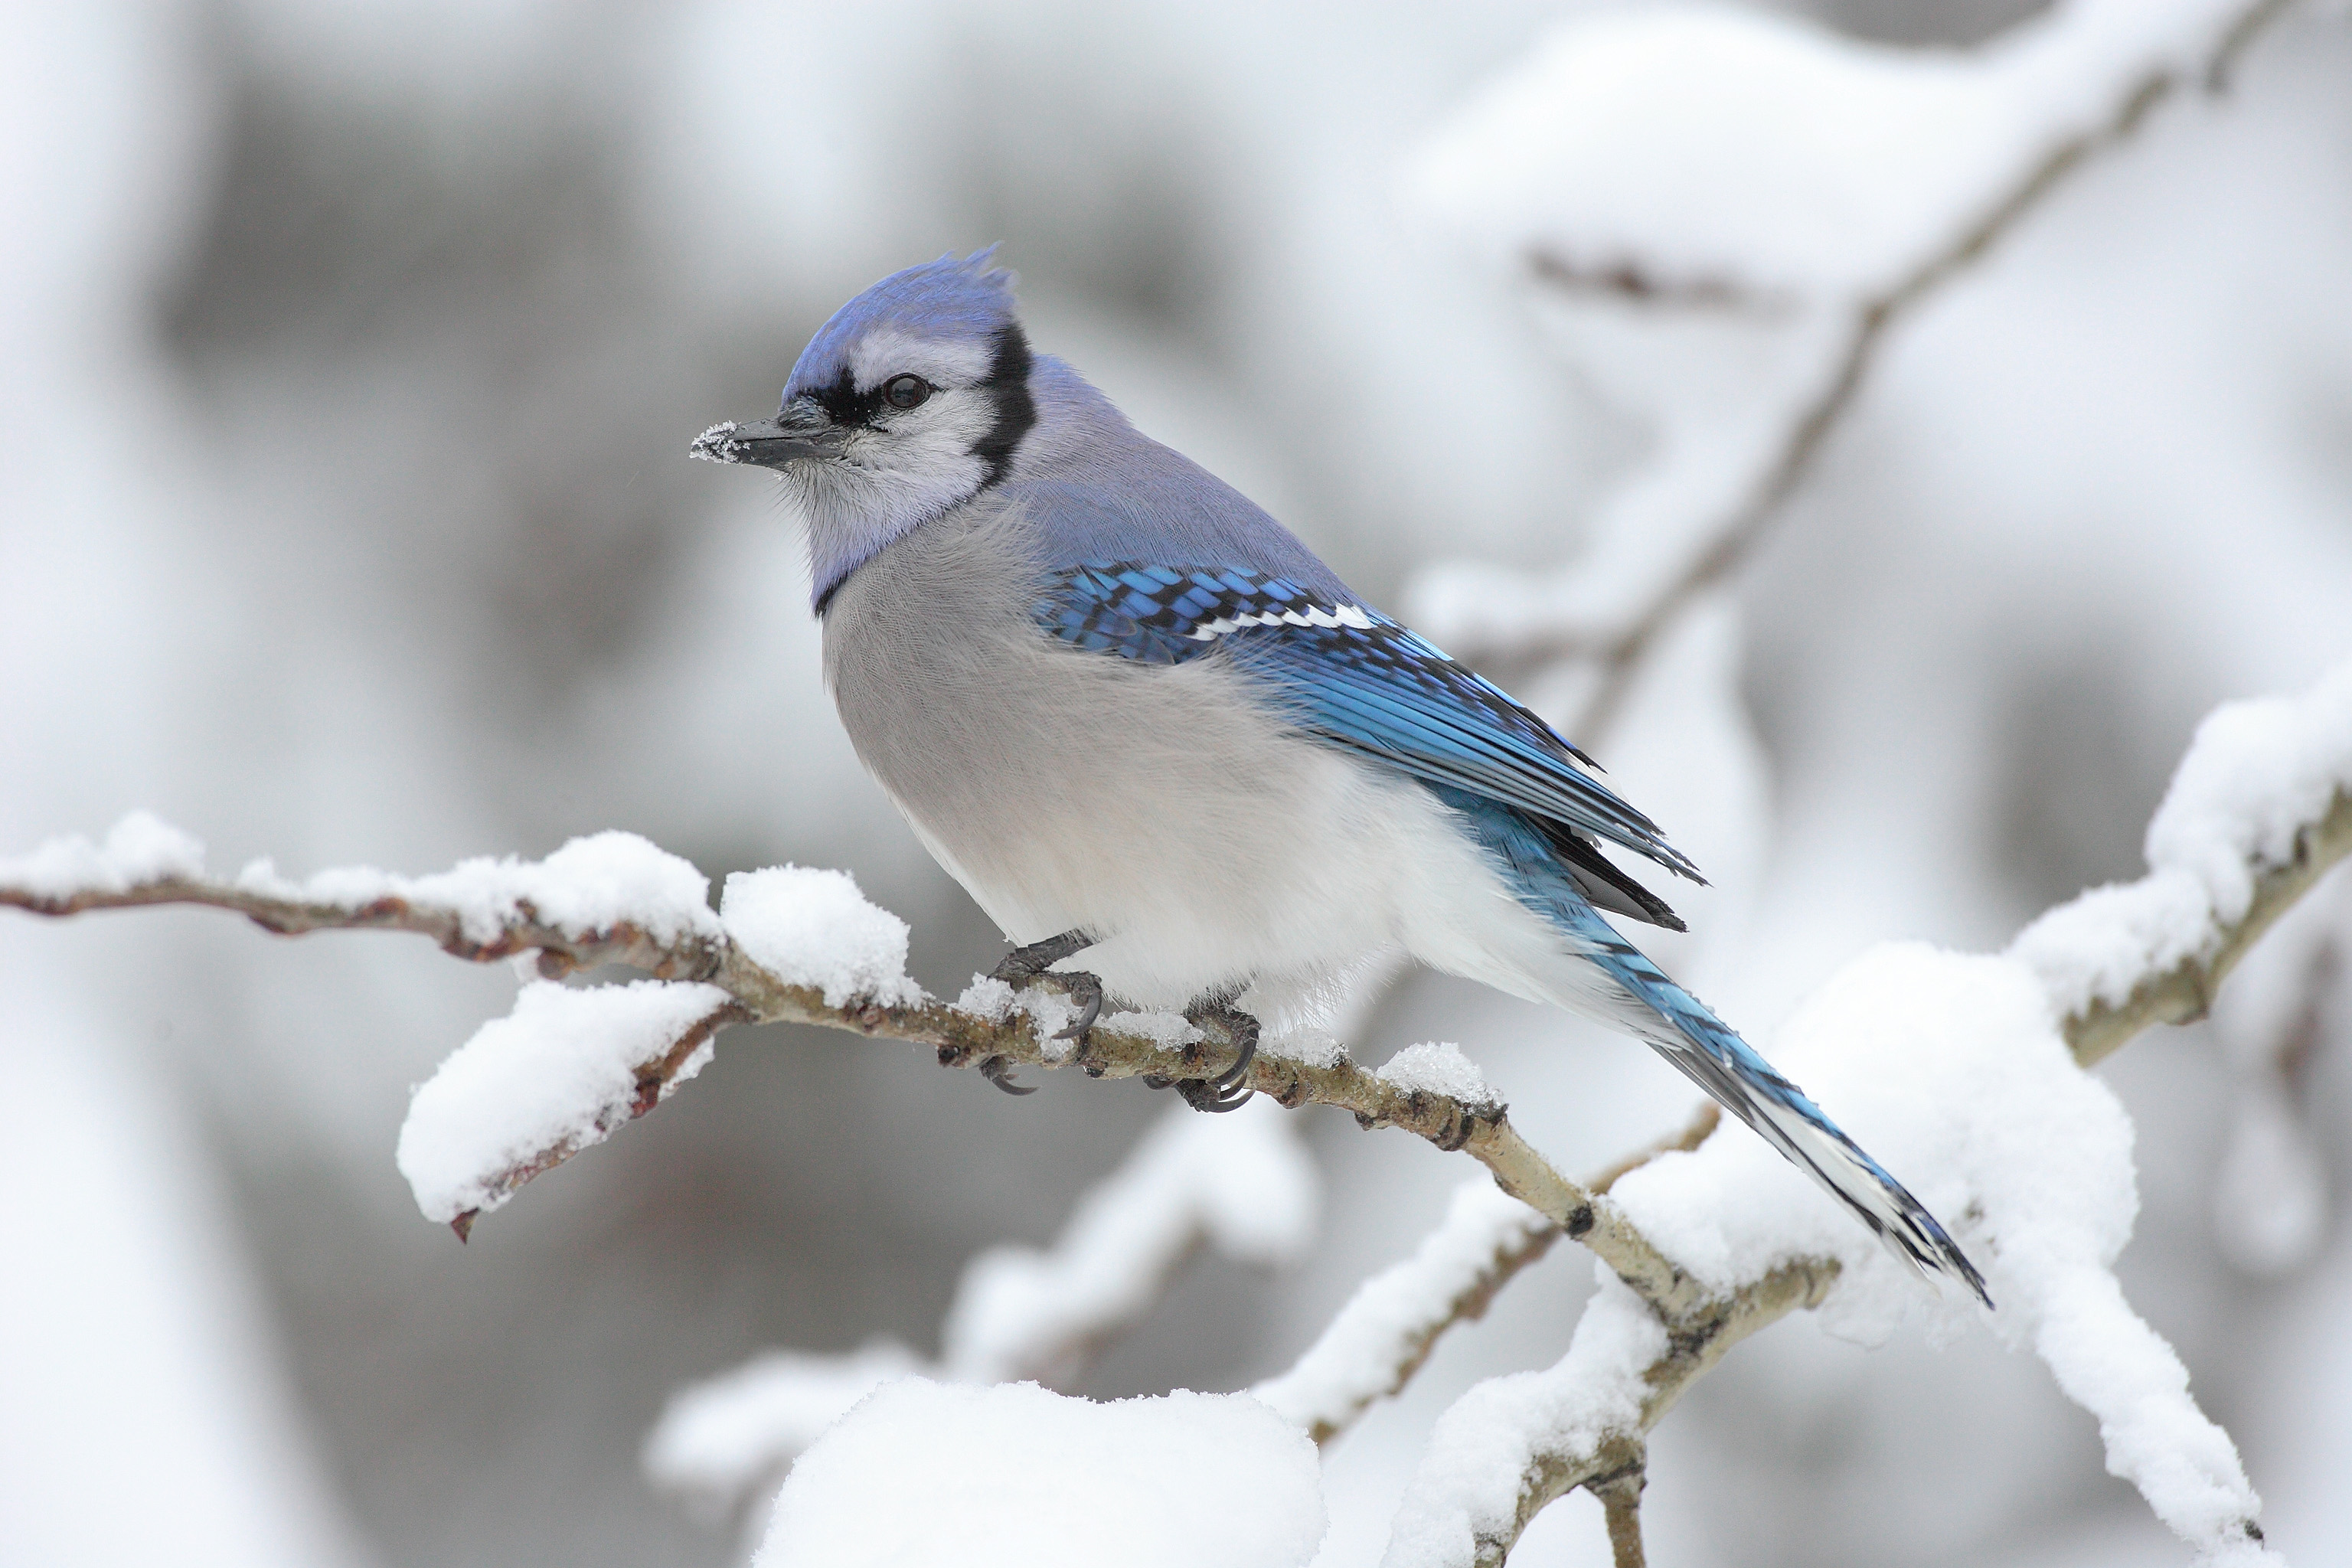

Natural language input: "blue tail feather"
[1442,789,1992,1307]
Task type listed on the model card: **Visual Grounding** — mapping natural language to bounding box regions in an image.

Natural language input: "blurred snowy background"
[5,0,2350,1564]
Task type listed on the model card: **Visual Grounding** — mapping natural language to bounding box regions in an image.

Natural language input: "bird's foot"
[986,929,1105,1084]
[1174,997,1258,1112]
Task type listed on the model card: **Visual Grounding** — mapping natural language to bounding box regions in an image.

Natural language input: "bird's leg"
[982,929,1105,1089]
[1175,992,1259,1112]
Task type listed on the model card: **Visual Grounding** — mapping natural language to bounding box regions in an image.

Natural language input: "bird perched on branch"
[693,250,1988,1304]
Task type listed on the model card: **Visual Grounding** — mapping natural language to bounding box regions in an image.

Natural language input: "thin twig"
[1587,1443,1648,1568]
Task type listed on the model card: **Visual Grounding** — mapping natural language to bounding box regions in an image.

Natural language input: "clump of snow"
[2013,659,2352,1021]
[240,829,724,947]
[721,866,922,1008]
[942,1100,1318,1381]
[1256,1179,1548,1434]
[951,975,1017,1022]
[1098,1008,1200,1050]
[645,1342,923,1523]
[1380,1269,1664,1568]
[753,1379,1327,1568]
[1375,1042,1498,1111]
[0,810,206,897]
[1581,945,2268,1563]
[1265,1024,1348,1070]
[396,978,731,1223]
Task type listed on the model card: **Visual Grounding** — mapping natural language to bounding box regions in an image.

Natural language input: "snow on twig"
[1258,1105,1722,1450]
[1400,0,2301,740]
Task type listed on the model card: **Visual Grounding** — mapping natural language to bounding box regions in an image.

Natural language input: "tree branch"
[2066,787,2352,1067]
[1408,772,2349,1567]
[2,847,1691,1307]
[1459,0,2300,743]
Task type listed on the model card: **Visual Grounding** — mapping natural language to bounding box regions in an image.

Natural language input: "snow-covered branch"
[0,819,1682,1303]
[1377,662,2352,1568]
[1403,0,2305,738]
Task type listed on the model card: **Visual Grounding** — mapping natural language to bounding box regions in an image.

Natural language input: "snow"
[943,1098,1318,1380]
[1396,0,2286,671]
[645,1342,923,1523]
[0,818,728,958]
[948,975,1175,1062]
[0,809,206,897]
[395,978,732,1223]
[1387,942,2275,1566]
[248,830,724,948]
[1266,1024,1349,1070]
[1380,1269,1664,1568]
[720,865,923,1008]
[1254,1179,1549,1435]
[1374,1042,1498,1111]
[1099,1008,1204,1050]
[1402,0,2264,302]
[752,1379,1327,1568]
[2012,658,2352,1022]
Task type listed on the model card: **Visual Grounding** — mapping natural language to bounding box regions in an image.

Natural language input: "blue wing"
[1034,562,1703,885]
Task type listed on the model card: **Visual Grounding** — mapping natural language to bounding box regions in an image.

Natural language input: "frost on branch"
[396,978,737,1232]
[752,1379,1327,1568]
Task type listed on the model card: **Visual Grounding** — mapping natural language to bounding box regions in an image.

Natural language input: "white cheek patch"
[1185,605,1377,641]
[846,326,995,392]
[851,387,997,466]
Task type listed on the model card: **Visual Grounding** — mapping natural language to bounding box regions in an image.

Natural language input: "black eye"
[882,374,931,410]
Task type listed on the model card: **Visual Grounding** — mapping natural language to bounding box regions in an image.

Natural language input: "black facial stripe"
[972,322,1036,489]
[810,365,885,429]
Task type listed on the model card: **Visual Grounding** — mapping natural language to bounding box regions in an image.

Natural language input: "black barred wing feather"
[1034,563,1704,884]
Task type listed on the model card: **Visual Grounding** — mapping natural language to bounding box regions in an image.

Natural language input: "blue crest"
[785,248,1020,400]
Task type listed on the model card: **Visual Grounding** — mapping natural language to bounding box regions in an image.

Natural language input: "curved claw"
[1174,997,1259,1113]
[1178,1077,1253,1112]
[1212,1032,1257,1094]
[1050,973,1103,1044]
[978,1055,1037,1096]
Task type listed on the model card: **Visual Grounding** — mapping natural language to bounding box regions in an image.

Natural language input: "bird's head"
[694,248,1038,609]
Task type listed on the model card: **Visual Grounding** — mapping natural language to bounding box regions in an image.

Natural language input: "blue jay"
[694,251,1988,1302]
